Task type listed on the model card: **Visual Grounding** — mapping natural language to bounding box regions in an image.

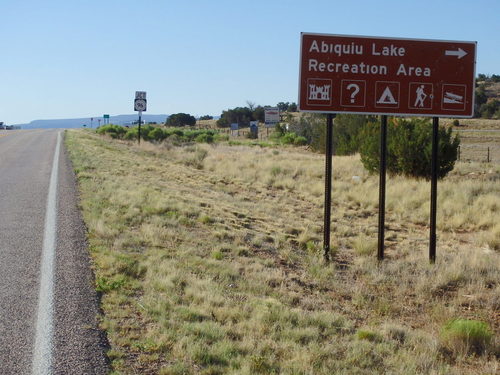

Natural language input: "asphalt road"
[0,130,109,374]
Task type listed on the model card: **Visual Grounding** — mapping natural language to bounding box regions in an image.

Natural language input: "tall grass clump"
[440,319,493,356]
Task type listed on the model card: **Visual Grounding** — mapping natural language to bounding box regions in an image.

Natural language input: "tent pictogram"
[375,82,400,108]
[377,87,397,104]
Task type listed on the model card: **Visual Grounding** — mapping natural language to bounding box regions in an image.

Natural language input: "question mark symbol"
[347,83,360,103]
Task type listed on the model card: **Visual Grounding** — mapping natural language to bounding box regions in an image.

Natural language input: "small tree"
[166,113,196,127]
[287,113,374,154]
[246,100,256,111]
[217,107,254,127]
[479,100,500,119]
[252,106,265,122]
[287,113,327,152]
[332,114,377,155]
[199,115,213,120]
[276,102,298,112]
[277,102,290,112]
[359,118,460,179]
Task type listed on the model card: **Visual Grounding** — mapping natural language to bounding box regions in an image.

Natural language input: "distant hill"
[17,114,169,129]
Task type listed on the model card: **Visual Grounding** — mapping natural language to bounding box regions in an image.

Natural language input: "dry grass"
[66,130,499,375]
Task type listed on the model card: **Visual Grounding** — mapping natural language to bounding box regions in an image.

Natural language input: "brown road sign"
[299,33,477,117]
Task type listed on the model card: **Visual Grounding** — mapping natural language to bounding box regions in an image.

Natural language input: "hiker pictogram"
[409,83,433,110]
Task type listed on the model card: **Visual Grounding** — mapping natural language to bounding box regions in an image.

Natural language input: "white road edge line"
[31,131,61,375]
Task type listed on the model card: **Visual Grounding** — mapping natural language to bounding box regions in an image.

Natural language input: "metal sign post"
[323,114,334,261]
[429,117,439,263]
[138,112,142,145]
[378,115,388,260]
[134,91,147,145]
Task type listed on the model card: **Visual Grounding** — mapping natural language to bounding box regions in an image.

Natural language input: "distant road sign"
[299,33,477,117]
[134,99,147,112]
[103,114,110,119]
[265,107,280,127]
[135,91,147,100]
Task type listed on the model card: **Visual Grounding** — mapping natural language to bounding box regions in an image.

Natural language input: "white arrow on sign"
[445,48,467,59]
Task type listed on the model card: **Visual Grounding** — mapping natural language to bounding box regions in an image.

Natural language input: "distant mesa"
[15,114,170,129]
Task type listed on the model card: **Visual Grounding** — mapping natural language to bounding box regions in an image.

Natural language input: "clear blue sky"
[1,0,499,124]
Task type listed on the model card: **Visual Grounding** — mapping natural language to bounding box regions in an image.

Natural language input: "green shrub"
[273,130,308,146]
[96,124,127,139]
[479,99,500,119]
[293,135,307,146]
[281,132,298,145]
[441,319,493,355]
[333,114,377,155]
[287,113,326,152]
[214,133,229,142]
[100,126,221,146]
[287,113,375,154]
[138,124,155,141]
[195,133,214,143]
[165,129,184,138]
[182,129,215,143]
[149,127,167,142]
[124,127,138,140]
[359,118,460,179]
[270,123,286,140]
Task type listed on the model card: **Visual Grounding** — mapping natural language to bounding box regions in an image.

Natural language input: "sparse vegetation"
[66,129,499,374]
[271,124,307,146]
[97,124,218,144]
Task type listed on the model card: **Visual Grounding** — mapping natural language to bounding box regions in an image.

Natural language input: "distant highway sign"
[134,91,147,112]
[265,107,280,127]
[134,99,147,112]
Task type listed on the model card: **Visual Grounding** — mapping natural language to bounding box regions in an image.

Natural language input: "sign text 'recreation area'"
[299,33,476,117]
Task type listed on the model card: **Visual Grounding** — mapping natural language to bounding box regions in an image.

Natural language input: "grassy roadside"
[65,129,499,374]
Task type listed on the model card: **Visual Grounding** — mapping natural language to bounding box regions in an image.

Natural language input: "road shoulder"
[53,132,110,374]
